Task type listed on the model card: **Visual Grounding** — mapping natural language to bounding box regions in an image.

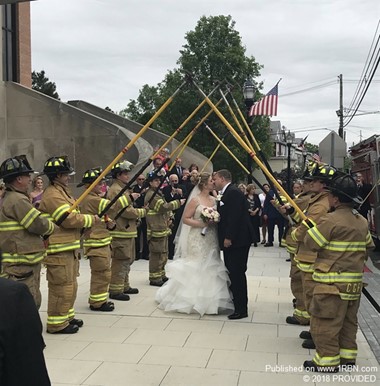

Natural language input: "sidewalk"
[40,243,380,386]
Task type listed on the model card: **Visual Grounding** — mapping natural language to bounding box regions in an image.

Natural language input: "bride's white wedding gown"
[155,202,234,316]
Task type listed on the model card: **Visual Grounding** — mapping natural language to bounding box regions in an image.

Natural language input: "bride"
[155,172,233,316]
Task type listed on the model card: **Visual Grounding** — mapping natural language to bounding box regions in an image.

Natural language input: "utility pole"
[338,74,344,138]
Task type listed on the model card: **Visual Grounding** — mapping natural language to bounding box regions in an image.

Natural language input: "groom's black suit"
[217,183,254,315]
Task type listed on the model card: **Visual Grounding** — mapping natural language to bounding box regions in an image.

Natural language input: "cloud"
[31,0,380,146]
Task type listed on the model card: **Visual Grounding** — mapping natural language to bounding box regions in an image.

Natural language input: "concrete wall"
[0,81,210,195]
[68,100,210,171]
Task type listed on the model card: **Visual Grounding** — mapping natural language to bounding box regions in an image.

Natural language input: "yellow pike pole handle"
[62,79,188,220]
[358,179,380,210]
[201,141,221,173]
[191,80,306,221]
[151,83,223,167]
[204,123,249,174]
[226,85,261,152]
[168,98,224,170]
[219,89,254,151]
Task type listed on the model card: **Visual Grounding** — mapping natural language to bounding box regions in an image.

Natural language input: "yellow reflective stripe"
[0,221,24,231]
[294,308,310,319]
[40,213,54,221]
[84,236,112,247]
[2,251,46,264]
[366,232,373,246]
[147,210,159,216]
[150,230,170,237]
[313,352,340,366]
[302,218,316,229]
[149,272,162,279]
[339,293,361,301]
[118,195,129,209]
[297,262,314,273]
[47,241,81,254]
[340,348,358,359]
[44,220,55,236]
[98,198,110,214]
[287,245,297,253]
[137,208,145,217]
[290,229,298,242]
[47,315,69,324]
[83,214,93,228]
[293,212,301,223]
[153,198,165,212]
[110,231,137,238]
[68,308,75,318]
[89,292,108,301]
[307,227,329,248]
[325,241,367,252]
[52,204,71,221]
[313,272,363,283]
[20,207,40,229]
[109,284,124,291]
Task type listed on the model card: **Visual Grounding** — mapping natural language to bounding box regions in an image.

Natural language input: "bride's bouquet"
[200,207,220,236]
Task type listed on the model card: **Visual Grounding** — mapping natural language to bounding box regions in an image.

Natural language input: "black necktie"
[177,167,182,177]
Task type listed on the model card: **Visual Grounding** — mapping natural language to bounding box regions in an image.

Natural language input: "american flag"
[249,83,278,117]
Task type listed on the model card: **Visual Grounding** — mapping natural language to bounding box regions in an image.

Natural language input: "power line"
[343,20,380,126]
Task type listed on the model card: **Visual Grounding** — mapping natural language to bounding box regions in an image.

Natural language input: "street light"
[302,149,307,170]
[285,130,293,194]
[243,78,255,183]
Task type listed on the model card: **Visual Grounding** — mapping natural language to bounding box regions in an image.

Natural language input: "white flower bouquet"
[200,207,220,236]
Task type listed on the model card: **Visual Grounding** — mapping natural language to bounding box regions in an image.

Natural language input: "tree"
[121,15,273,180]
[304,142,318,155]
[31,70,60,99]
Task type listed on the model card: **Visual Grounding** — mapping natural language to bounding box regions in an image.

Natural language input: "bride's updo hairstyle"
[197,172,211,191]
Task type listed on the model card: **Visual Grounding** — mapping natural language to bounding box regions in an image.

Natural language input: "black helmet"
[146,170,162,182]
[0,155,34,181]
[77,167,105,187]
[325,174,362,204]
[302,161,317,181]
[311,163,337,182]
[43,156,75,177]
[111,160,134,178]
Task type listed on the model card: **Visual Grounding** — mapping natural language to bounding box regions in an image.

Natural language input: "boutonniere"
[216,193,223,202]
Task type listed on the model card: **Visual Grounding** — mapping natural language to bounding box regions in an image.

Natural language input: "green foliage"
[31,70,60,99]
[121,15,273,180]
[304,142,318,154]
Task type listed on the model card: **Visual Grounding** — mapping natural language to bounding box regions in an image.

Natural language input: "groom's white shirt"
[220,182,231,196]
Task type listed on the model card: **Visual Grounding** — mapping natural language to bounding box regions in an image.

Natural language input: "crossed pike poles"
[56,74,306,228]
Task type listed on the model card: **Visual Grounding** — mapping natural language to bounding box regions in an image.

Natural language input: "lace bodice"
[186,202,219,260]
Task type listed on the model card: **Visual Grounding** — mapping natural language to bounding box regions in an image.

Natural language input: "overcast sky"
[31,0,379,148]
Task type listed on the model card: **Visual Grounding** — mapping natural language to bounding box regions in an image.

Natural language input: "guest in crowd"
[189,163,199,172]
[162,174,186,260]
[262,182,285,247]
[29,175,44,208]
[259,183,270,244]
[292,181,303,198]
[171,158,185,183]
[133,174,149,260]
[238,183,247,195]
[246,184,261,247]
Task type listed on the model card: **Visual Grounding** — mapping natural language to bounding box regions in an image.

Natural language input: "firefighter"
[286,163,337,349]
[39,156,99,334]
[78,167,115,312]
[144,171,185,286]
[282,170,314,318]
[0,155,56,308]
[303,174,375,372]
[107,160,146,301]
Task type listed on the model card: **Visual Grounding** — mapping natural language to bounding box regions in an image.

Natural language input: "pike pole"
[191,79,306,221]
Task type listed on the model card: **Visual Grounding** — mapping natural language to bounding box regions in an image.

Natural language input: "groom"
[213,170,254,320]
